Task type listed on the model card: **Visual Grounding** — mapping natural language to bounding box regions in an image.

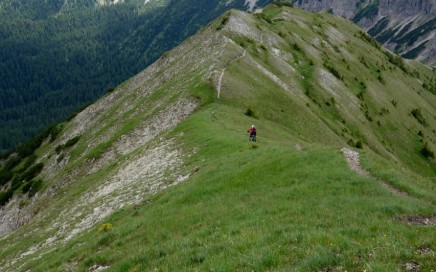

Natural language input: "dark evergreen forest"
[0,0,272,154]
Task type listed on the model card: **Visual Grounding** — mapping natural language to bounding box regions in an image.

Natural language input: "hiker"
[248,125,256,142]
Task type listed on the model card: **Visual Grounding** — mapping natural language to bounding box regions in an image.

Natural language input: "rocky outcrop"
[292,0,436,66]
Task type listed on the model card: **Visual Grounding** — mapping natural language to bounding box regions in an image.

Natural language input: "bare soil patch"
[404,261,420,271]
[398,215,436,226]
[416,245,433,255]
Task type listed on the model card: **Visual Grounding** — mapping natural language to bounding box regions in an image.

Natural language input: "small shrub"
[423,81,436,94]
[21,154,37,172]
[57,153,65,163]
[357,30,381,49]
[256,13,273,24]
[355,140,363,149]
[292,43,301,51]
[21,162,44,182]
[359,81,367,90]
[64,135,81,148]
[106,86,116,93]
[411,108,428,127]
[28,179,43,197]
[364,111,373,122]
[22,181,33,194]
[391,100,397,107]
[421,144,434,158]
[323,62,343,80]
[238,40,247,48]
[0,188,14,207]
[4,155,22,171]
[10,177,22,191]
[48,124,62,143]
[0,168,13,186]
[98,223,113,233]
[359,56,368,67]
[383,50,408,73]
[379,108,389,116]
[332,44,340,53]
[216,15,229,31]
[245,108,258,119]
[55,145,63,154]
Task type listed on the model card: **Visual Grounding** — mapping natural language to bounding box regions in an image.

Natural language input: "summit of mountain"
[0,4,435,271]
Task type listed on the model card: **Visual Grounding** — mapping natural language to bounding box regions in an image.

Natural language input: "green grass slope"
[0,4,435,271]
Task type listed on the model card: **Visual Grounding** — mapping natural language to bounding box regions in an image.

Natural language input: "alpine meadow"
[0,3,435,272]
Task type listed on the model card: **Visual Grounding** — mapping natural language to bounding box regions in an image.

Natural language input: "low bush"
[28,179,43,197]
[98,223,113,233]
[64,136,81,148]
[421,144,434,158]
[0,188,14,207]
[245,108,258,119]
[21,163,44,182]
[323,62,343,80]
[411,108,428,127]
[0,168,13,186]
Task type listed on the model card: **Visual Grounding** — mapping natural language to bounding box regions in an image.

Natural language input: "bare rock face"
[293,0,358,18]
[292,0,436,66]
[379,0,434,17]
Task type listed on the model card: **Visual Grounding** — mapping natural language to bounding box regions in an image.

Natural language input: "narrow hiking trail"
[217,49,246,99]
[341,148,436,211]
[341,148,409,197]
[217,34,264,99]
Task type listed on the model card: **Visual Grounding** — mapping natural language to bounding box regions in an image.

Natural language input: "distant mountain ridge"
[292,0,436,67]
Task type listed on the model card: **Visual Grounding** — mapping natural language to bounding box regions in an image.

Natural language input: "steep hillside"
[292,0,436,67]
[0,4,435,271]
[0,0,270,153]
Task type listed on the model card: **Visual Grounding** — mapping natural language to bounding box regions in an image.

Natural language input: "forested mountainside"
[292,0,436,67]
[0,4,435,270]
[0,0,271,153]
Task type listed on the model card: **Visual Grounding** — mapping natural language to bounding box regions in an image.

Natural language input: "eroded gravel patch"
[341,148,408,197]
[416,245,433,255]
[398,215,436,226]
[404,261,420,271]
[5,140,189,269]
[340,148,369,176]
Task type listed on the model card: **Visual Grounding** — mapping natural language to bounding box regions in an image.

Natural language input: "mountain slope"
[292,0,436,67]
[0,0,270,153]
[0,4,435,271]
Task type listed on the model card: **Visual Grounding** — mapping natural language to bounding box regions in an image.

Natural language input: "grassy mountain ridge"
[0,4,435,271]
